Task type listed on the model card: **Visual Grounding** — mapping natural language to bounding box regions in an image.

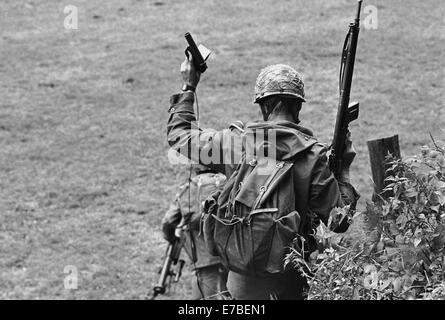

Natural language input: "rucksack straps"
[233,159,295,211]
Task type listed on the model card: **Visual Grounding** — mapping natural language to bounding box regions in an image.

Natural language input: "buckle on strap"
[248,157,257,167]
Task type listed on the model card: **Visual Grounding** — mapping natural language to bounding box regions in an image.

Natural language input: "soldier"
[166,55,359,299]
[161,164,229,300]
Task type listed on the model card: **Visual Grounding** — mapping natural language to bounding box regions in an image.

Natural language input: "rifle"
[151,222,186,300]
[329,0,362,178]
[184,32,212,73]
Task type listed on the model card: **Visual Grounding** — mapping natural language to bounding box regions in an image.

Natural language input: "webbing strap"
[251,161,285,209]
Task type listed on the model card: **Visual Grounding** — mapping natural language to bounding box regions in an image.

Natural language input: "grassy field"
[0,0,443,299]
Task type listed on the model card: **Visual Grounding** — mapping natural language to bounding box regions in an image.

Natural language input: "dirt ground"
[0,0,443,299]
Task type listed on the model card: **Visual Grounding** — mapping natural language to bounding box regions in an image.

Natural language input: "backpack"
[178,172,227,232]
[202,155,308,276]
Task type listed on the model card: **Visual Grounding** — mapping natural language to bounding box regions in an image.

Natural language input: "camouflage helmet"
[254,64,306,103]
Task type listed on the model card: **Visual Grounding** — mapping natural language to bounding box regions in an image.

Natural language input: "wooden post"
[367,135,401,201]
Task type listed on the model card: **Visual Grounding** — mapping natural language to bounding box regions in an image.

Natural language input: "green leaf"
[392,278,402,292]
[395,235,405,244]
[405,189,418,198]
[376,241,385,252]
[436,192,445,206]
[413,238,422,247]
[385,183,396,190]
[429,192,439,205]
[396,214,408,228]
[364,264,377,274]
[379,278,392,290]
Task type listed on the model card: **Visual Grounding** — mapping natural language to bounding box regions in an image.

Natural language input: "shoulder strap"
[175,181,190,203]
[252,160,295,209]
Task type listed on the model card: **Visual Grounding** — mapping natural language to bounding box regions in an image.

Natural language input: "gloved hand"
[339,130,356,182]
[161,203,182,243]
[180,52,201,90]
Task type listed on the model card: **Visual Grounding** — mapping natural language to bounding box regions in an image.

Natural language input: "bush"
[288,137,445,300]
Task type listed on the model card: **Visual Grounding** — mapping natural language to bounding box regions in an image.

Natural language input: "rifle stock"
[329,0,362,178]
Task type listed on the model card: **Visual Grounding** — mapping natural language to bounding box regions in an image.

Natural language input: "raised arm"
[167,92,227,174]
[166,54,242,175]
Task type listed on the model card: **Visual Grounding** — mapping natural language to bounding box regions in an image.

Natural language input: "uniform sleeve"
[167,92,239,175]
[161,201,182,243]
[308,148,359,232]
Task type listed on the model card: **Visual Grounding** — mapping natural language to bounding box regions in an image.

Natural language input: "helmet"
[254,64,305,103]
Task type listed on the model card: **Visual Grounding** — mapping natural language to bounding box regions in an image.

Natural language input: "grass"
[0,0,443,299]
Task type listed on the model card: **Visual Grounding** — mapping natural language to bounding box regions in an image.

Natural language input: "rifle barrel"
[355,0,363,22]
[151,236,184,299]
[153,243,174,295]
[330,1,362,178]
